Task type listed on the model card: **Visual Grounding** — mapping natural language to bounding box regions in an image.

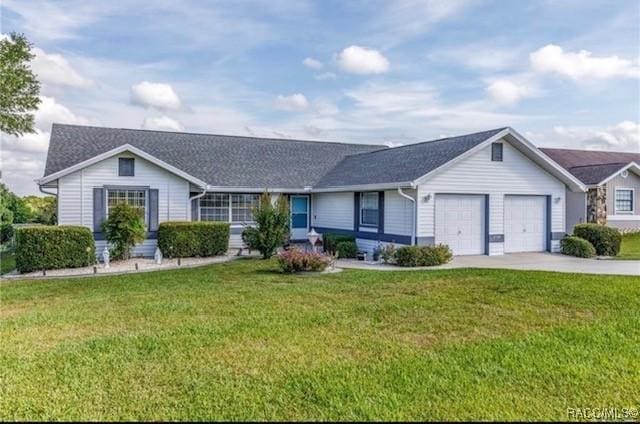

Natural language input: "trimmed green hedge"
[573,223,621,256]
[336,240,358,258]
[395,244,453,267]
[158,221,230,258]
[560,236,596,258]
[322,233,356,255]
[15,226,95,273]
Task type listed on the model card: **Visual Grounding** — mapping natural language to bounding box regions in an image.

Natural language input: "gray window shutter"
[149,189,159,232]
[353,192,360,231]
[191,198,199,221]
[378,191,384,234]
[93,188,104,236]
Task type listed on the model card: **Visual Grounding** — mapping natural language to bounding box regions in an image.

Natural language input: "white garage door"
[435,194,485,255]
[504,195,547,253]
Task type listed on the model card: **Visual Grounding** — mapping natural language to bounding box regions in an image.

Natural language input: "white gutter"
[397,187,417,246]
[189,186,207,221]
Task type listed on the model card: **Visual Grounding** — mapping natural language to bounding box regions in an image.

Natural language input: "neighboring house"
[38,124,585,257]
[541,148,640,233]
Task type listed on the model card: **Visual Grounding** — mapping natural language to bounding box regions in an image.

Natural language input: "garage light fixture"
[423,194,432,202]
[555,196,561,203]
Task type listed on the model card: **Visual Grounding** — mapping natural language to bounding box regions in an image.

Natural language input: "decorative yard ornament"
[154,247,163,265]
[102,246,110,268]
[307,228,319,252]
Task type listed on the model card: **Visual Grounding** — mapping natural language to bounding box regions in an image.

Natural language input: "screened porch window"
[360,192,379,227]
[106,189,146,221]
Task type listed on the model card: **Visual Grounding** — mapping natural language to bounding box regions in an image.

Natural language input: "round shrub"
[560,236,596,258]
[322,233,356,255]
[336,240,358,258]
[15,225,95,273]
[395,244,453,267]
[158,221,230,258]
[573,223,621,256]
[277,248,332,273]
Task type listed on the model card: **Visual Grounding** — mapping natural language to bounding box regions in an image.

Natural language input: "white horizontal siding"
[417,139,566,255]
[311,192,354,230]
[95,239,157,259]
[384,189,414,236]
[58,172,83,225]
[356,238,409,256]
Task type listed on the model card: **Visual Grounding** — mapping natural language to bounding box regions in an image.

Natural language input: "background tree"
[23,195,57,225]
[0,183,31,224]
[101,203,146,260]
[0,32,41,136]
[242,192,289,259]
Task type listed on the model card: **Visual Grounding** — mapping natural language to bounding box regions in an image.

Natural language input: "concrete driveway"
[338,252,640,276]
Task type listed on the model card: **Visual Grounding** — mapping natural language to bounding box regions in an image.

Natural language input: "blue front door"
[290,195,309,240]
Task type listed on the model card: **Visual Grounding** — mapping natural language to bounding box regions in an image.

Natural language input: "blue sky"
[1,0,639,195]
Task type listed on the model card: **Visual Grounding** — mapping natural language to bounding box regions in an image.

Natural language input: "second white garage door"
[504,195,547,253]
[435,194,485,255]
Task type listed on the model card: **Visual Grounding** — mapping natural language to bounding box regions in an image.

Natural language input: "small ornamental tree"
[102,203,146,260]
[242,192,289,259]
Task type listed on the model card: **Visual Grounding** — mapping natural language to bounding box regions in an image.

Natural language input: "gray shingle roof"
[44,124,509,189]
[44,124,384,188]
[314,128,507,188]
[541,148,640,185]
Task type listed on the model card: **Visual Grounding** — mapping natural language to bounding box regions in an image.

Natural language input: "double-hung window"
[615,189,634,214]
[360,192,379,227]
[106,189,147,222]
[200,193,259,223]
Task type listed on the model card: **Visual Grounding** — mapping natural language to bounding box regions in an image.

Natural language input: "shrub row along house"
[38,124,638,257]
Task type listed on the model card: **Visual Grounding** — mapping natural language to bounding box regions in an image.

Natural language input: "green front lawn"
[616,232,640,260]
[1,259,639,421]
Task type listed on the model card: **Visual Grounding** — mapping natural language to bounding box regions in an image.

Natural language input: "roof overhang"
[592,161,640,187]
[37,144,208,188]
[412,127,587,192]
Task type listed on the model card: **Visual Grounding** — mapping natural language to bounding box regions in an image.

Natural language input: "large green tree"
[23,195,57,225]
[0,33,40,136]
[0,183,31,224]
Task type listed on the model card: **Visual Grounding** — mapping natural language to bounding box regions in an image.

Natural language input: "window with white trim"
[106,189,146,221]
[200,193,229,221]
[615,189,634,213]
[360,192,379,227]
[231,194,259,222]
[199,193,260,223]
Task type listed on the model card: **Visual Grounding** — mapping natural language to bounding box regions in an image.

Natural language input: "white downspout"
[189,186,207,221]
[397,187,417,245]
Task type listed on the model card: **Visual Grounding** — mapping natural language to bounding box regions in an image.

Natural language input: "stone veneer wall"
[586,185,607,225]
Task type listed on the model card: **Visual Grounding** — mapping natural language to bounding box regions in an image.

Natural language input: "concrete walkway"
[338,252,640,276]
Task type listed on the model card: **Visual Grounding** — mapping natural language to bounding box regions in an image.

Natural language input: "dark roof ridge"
[50,123,385,149]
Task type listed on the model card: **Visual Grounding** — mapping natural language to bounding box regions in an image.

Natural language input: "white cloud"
[275,93,309,111]
[141,116,184,132]
[130,81,182,110]
[34,96,92,132]
[553,121,640,151]
[530,44,640,80]
[337,45,390,75]
[315,72,337,80]
[1,96,92,195]
[31,47,92,88]
[486,79,535,105]
[303,57,323,70]
[367,0,475,47]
